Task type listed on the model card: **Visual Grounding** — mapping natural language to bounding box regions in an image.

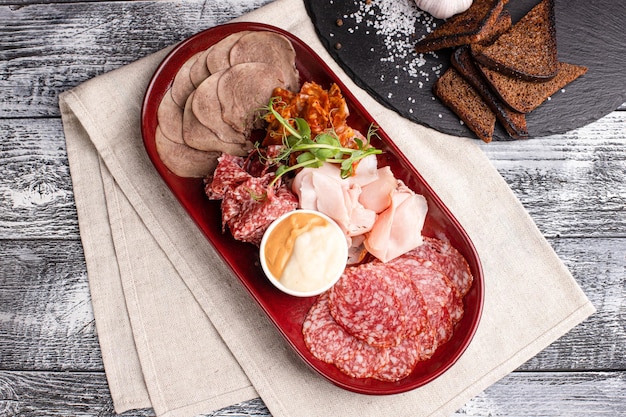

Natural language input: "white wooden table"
[1,1,624,415]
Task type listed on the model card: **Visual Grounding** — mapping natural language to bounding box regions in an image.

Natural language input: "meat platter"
[141,22,484,394]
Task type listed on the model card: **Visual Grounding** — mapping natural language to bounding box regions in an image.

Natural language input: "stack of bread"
[415,0,587,142]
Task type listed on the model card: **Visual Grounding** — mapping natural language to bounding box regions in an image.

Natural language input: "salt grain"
[345,0,438,80]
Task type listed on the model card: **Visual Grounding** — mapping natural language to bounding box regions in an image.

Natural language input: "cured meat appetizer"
[304,241,471,381]
[155,29,475,383]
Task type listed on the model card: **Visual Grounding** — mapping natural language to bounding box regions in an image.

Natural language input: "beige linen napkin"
[59,0,596,416]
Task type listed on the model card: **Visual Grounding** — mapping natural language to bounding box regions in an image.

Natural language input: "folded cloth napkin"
[59,0,595,416]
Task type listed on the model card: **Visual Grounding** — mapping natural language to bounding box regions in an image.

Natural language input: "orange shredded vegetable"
[263,82,357,147]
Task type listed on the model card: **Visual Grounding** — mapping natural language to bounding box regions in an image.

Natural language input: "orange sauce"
[264,212,328,280]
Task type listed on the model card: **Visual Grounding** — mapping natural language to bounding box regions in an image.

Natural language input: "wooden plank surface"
[1,236,624,372]
[0,0,624,416]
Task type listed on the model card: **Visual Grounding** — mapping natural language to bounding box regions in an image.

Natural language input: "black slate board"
[304,0,626,140]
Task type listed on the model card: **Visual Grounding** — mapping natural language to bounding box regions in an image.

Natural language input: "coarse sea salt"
[344,0,438,81]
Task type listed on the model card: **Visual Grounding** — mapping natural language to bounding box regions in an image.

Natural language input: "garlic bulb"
[414,0,473,19]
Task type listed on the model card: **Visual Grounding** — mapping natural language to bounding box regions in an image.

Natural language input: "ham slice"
[364,182,428,263]
[292,163,376,239]
[293,156,428,263]
[359,166,397,213]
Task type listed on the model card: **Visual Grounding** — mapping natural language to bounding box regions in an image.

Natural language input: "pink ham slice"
[358,165,397,213]
[364,182,428,263]
[292,162,376,239]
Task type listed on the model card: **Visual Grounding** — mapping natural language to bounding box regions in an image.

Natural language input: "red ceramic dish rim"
[141,21,484,395]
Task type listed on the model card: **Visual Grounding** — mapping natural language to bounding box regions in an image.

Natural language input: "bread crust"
[472,0,558,81]
[477,61,588,113]
[414,0,507,53]
[451,47,528,139]
[433,68,496,143]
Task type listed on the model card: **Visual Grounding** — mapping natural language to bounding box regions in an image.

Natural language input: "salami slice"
[303,293,354,364]
[329,263,406,347]
[372,336,420,382]
[205,153,298,245]
[407,236,473,297]
[204,153,249,199]
[375,260,429,338]
[303,293,389,378]
[414,323,438,361]
[388,256,460,346]
[224,175,298,245]
[390,255,464,325]
[335,337,389,379]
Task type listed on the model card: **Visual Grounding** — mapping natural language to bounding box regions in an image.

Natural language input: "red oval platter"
[141,22,484,395]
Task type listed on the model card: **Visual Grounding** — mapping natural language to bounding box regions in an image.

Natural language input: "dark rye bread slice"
[470,10,512,56]
[473,0,558,81]
[433,68,496,143]
[414,0,507,53]
[451,47,528,139]
[478,61,588,113]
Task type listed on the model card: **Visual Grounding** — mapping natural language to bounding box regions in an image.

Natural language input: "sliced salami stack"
[302,237,472,382]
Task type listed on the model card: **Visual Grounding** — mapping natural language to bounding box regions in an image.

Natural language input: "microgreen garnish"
[262,97,382,187]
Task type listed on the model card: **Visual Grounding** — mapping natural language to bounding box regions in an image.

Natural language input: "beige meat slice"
[157,88,184,144]
[192,71,247,144]
[171,52,201,108]
[217,62,288,134]
[206,31,250,74]
[182,90,251,155]
[229,31,299,91]
[155,125,219,178]
[189,47,212,88]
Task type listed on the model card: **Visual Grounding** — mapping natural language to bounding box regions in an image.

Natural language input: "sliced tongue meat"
[229,31,300,92]
[155,125,219,178]
[182,90,250,155]
[206,31,250,74]
[217,62,288,134]
[191,71,247,145]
